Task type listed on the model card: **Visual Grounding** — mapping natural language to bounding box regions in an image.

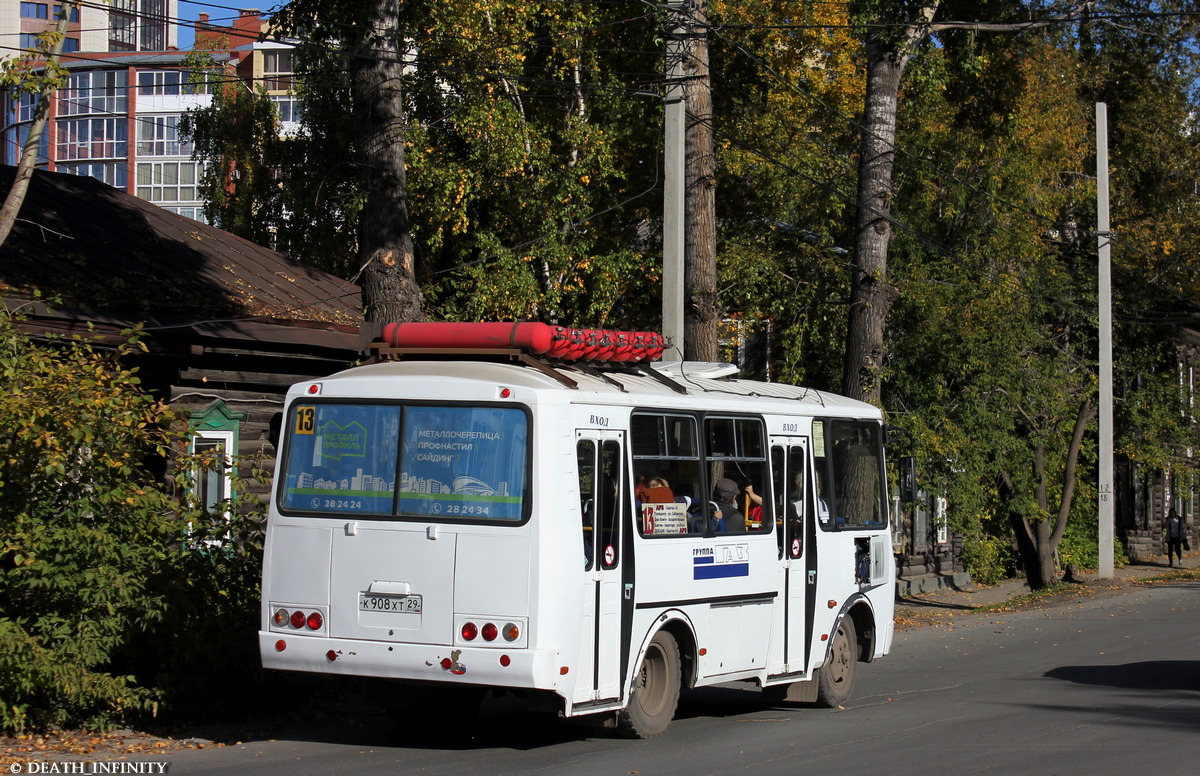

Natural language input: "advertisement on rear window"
[398,406,527,521]
[281,404,401,514]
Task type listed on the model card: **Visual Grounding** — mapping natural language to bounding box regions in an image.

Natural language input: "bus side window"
[812,419,886,530]
[598,440,623,568]
[577,440,596,569]
[704,416,770,535]
[631,413,704,537]
[771,446,786,558]
[786,446,806,556]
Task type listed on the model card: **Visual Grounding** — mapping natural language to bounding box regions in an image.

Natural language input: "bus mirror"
[899,456,917,503]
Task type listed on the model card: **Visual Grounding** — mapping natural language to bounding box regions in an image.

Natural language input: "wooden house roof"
[0,165,362,353]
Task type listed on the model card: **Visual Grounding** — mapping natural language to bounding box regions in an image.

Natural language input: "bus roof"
[302,358,882,419]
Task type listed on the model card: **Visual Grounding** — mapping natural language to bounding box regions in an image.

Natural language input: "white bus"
[259,324,903,737]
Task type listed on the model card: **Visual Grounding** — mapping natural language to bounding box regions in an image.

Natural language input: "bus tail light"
[273,607,324,632]
[456,616,527,647]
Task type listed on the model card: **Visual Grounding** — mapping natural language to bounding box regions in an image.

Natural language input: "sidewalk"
[895,550,1199,619]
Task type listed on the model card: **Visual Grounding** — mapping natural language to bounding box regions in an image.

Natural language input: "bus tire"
[815,616,857,708]
[616,630,681,738]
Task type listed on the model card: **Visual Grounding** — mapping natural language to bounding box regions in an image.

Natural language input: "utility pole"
[662,3,687,360]
[1096,102,1114,579]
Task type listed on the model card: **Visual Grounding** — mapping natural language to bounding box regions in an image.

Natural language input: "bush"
[961,534,1015,586]
[1057,521,1128,571]
[0,312,266,733]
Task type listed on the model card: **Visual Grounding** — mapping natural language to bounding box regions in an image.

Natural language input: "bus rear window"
[280,403,528,522]
[398,406,527,520]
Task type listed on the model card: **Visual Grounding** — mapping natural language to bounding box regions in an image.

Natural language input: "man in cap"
[711,477,745,532]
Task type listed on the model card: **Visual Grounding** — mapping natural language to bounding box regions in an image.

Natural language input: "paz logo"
[318,421,368,461]
[693,543,750,580]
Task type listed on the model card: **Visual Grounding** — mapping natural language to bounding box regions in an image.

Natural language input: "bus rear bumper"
[259,631,564,691]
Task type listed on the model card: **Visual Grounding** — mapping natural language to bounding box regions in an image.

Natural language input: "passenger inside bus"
[743,482,764,529]
[644,476,674,503]
[711,478,744,532]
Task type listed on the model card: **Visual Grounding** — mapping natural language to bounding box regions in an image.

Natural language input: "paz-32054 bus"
[259,323,903,737]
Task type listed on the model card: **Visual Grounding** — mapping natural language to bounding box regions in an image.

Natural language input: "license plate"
[359,593,422,613]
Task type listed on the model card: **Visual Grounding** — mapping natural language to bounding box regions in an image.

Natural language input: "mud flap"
[781,677,819,703]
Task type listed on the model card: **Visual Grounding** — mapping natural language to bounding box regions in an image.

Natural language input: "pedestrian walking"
[1164,508,1186,567]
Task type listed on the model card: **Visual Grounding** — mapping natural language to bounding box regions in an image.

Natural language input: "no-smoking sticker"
[792,538,801,557]
[604,545,616,565]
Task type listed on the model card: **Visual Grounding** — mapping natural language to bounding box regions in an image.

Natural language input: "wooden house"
[0,165,363,505]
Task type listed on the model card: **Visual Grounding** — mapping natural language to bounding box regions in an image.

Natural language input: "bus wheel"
[815,616,857,708]
[616,630,681,738]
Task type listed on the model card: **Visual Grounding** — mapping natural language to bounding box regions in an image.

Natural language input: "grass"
[976,582,1081,613]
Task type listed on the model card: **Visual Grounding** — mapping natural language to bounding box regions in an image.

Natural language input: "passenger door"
[770,438,813,673]
[576,433,627,701]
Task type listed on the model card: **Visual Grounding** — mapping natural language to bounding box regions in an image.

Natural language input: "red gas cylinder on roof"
[382,322,556,353]
[380,322,664,364]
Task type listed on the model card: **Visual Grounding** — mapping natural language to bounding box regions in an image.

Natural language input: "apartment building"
[0,6,296,223]
[0,1,176,56]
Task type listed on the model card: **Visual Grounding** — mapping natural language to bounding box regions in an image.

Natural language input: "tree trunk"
[843,39,908,400]
[352,1,423,325]
[1033,518,1055,588]
[1006,399,1096,589]
[0,2,77,247]
[842,3,939,402]
[683,0,717,362]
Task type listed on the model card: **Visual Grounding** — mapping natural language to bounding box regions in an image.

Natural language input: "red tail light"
[481,622,498,641]
[307,611,323,630]
[461,622,478,640]
[290,610,306,628]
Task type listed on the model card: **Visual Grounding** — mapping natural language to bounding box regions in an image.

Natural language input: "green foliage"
[0,313,177,731]
[180,50,289,248]
[185,0,664,324]
[124,474,266,721]
[1057,521,1128,572]
[960,534,1014,586]
[0,312,265,733]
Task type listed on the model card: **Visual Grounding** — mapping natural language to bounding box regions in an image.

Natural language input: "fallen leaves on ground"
[1,729,215,760]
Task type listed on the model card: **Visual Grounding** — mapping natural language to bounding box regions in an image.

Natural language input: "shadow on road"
[173,680,809,752]
[1045,661,1200,692]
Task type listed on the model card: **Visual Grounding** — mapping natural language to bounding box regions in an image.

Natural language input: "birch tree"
[0,1,80,247]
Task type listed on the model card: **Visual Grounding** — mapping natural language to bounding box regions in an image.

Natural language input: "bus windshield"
[279,402,529,521]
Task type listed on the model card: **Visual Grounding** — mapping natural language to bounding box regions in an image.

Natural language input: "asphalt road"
[105,578,1200,775]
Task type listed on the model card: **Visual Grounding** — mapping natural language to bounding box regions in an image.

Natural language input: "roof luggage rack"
[367,322,673,391]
